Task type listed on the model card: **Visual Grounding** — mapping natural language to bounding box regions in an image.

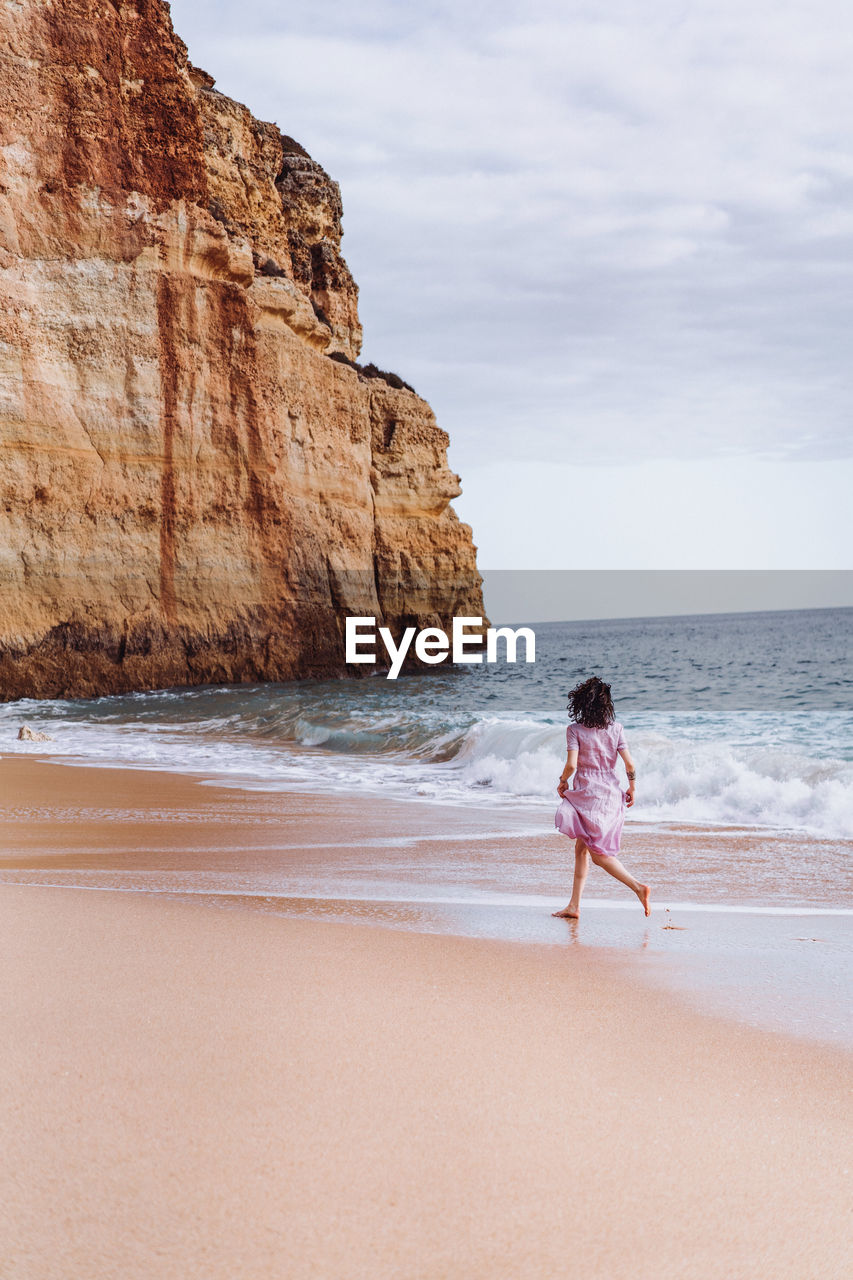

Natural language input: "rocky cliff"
[0,0,483,699]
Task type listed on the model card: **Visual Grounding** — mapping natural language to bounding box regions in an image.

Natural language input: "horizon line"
[487,602,852,627]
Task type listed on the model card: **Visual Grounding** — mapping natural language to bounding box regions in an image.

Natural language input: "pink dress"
[554,721,628,857]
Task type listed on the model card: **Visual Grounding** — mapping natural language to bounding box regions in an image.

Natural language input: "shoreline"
[2,754,852,1051]
[5,739,850,842]
[2,879,851,1278]
[4,746,851,857]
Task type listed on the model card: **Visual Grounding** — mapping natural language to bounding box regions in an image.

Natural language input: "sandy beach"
[2,0,849,1272]
[1,757,851,1278]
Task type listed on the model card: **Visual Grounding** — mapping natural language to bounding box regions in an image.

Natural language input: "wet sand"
[3,755,849,908]
[2,755,851,1047]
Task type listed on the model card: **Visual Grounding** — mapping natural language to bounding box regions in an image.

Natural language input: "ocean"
[4,606,851,840]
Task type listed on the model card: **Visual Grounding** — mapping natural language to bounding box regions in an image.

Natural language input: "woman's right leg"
[552,839,589,917]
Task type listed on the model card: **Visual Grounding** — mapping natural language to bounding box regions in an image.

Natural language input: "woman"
[553,676,650,918]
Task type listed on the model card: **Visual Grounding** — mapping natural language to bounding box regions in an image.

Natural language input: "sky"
[169,0,853,576]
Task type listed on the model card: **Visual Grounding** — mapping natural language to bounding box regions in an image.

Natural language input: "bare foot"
[637,884,651,917]
[552,906,579,918]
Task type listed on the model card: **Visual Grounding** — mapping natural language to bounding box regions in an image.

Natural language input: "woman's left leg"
[552,839,589,917]
[590,852,651,916]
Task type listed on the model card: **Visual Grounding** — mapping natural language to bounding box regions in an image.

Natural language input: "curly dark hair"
[567,676,615,729]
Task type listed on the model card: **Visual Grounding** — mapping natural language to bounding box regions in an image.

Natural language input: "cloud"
[169,1,853,479]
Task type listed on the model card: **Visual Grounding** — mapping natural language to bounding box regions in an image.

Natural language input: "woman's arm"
[557,748,578,797]
[617,746,636,808]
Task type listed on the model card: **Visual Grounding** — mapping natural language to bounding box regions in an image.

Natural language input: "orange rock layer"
[0,0,484,698]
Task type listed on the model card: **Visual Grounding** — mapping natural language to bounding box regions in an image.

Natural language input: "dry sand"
[1,758,852,1278]
[1,889,852,1277]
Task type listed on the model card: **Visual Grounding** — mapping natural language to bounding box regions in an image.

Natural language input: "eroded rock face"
[0,0,483,698]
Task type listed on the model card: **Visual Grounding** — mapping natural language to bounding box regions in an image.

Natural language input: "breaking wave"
[3,693,852,838]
